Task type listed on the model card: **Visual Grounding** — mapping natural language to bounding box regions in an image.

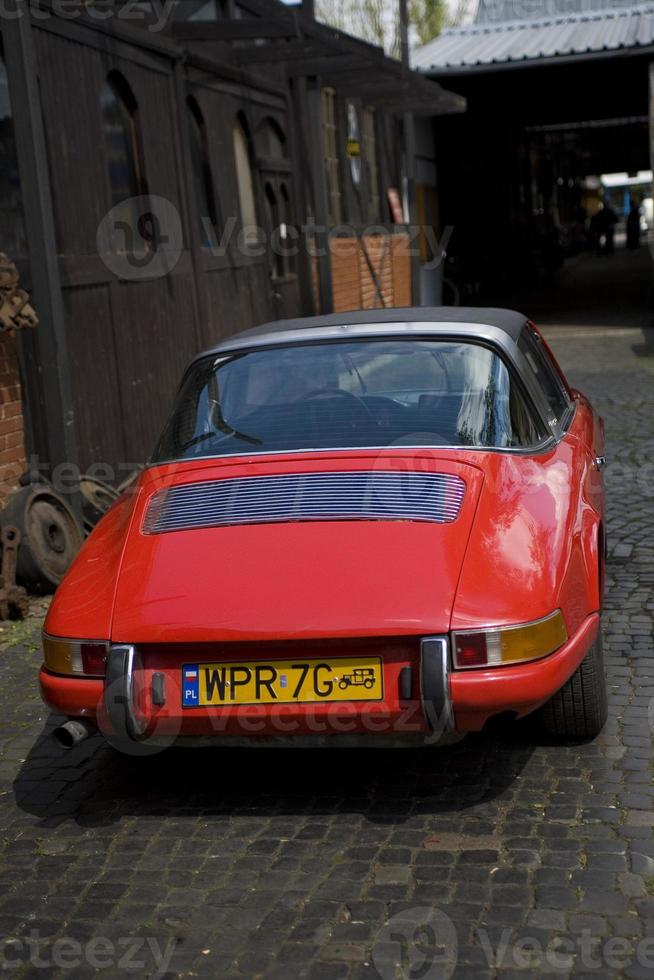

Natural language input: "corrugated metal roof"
[412,2,654,71]
[475,0,638,25]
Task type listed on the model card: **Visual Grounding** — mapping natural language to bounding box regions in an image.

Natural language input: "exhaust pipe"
[53,719,93,750]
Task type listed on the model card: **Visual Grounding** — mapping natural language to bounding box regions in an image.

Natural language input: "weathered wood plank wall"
[31,20,303,474]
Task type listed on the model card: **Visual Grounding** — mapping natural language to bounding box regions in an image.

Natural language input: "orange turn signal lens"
[452,611,568,670]
[42,634,108,677]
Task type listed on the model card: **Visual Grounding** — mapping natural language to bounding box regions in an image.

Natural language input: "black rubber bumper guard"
[104,645,147,741]
[420,636,455,738]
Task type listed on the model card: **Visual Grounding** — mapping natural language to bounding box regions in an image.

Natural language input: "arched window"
[100,72,149,253]
[258,117,286,162]
[187,96,219,248]
[100,71,146,206]
[233,116,259,246]
[256,119,295,280]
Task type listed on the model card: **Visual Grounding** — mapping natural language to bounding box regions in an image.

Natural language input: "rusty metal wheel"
[79,476,119,533]
[0,485,83,594]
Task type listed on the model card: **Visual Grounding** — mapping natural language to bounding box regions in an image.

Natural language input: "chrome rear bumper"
[103,636,455,746]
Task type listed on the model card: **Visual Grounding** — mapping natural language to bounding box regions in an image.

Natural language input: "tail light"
[42,634,108,677]
[452,611,567,669]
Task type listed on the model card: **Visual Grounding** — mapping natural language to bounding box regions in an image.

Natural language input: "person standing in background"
[626,201,641,250]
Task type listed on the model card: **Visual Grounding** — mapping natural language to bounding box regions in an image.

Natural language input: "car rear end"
[39,316,605,747]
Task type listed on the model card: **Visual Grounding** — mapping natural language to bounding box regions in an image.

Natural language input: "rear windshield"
[152,339,546,462]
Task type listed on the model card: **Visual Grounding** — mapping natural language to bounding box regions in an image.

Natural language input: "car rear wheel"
[537,631,608,739]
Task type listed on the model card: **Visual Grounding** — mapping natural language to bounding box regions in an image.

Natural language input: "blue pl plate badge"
[183,665,200,707]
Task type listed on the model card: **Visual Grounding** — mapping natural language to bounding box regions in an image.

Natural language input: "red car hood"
[110,453,484,643]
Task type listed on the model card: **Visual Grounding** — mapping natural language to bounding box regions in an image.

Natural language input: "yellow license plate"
[181,657,383,707]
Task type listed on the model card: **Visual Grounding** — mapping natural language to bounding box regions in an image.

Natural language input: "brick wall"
[0,331,26,503]
[312,232,413,314]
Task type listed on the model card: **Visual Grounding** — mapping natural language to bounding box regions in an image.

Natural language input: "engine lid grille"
[143,471,466,535]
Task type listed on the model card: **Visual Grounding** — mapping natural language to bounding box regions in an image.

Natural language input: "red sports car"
[41,308,607,750]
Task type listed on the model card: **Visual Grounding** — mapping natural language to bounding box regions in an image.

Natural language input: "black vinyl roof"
[199,307,528,362]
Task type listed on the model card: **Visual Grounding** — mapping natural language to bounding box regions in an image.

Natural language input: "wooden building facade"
[0,0,463,491]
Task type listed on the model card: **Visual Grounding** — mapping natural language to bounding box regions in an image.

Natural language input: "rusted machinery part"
[0,486,83,595]
[79,476,120,533]
[0,252,38,333]
[0,524,29,620]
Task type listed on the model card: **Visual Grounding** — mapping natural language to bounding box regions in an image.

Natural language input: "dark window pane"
[518,327,569,424]
[188,97,219,248]
[233,118,259,243]
[258,118,286,161]
[190,0,219,19]
[0,49,26,258]
[100,72,149,257]
[100,75,141,207]
[172,0,221,20]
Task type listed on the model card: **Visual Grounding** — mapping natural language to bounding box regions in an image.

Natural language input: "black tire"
[0,485,83,594]
[537,631,608,739]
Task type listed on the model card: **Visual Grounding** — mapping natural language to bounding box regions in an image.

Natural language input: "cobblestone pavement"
[0,326,653,979]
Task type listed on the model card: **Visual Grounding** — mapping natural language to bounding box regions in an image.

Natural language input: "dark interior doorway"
[430,53,654,326]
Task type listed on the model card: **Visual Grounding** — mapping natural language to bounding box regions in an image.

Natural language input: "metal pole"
[399,0,410,71]
[399,0,421,306]
[305,76,333,314]
[288,78,318,316]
